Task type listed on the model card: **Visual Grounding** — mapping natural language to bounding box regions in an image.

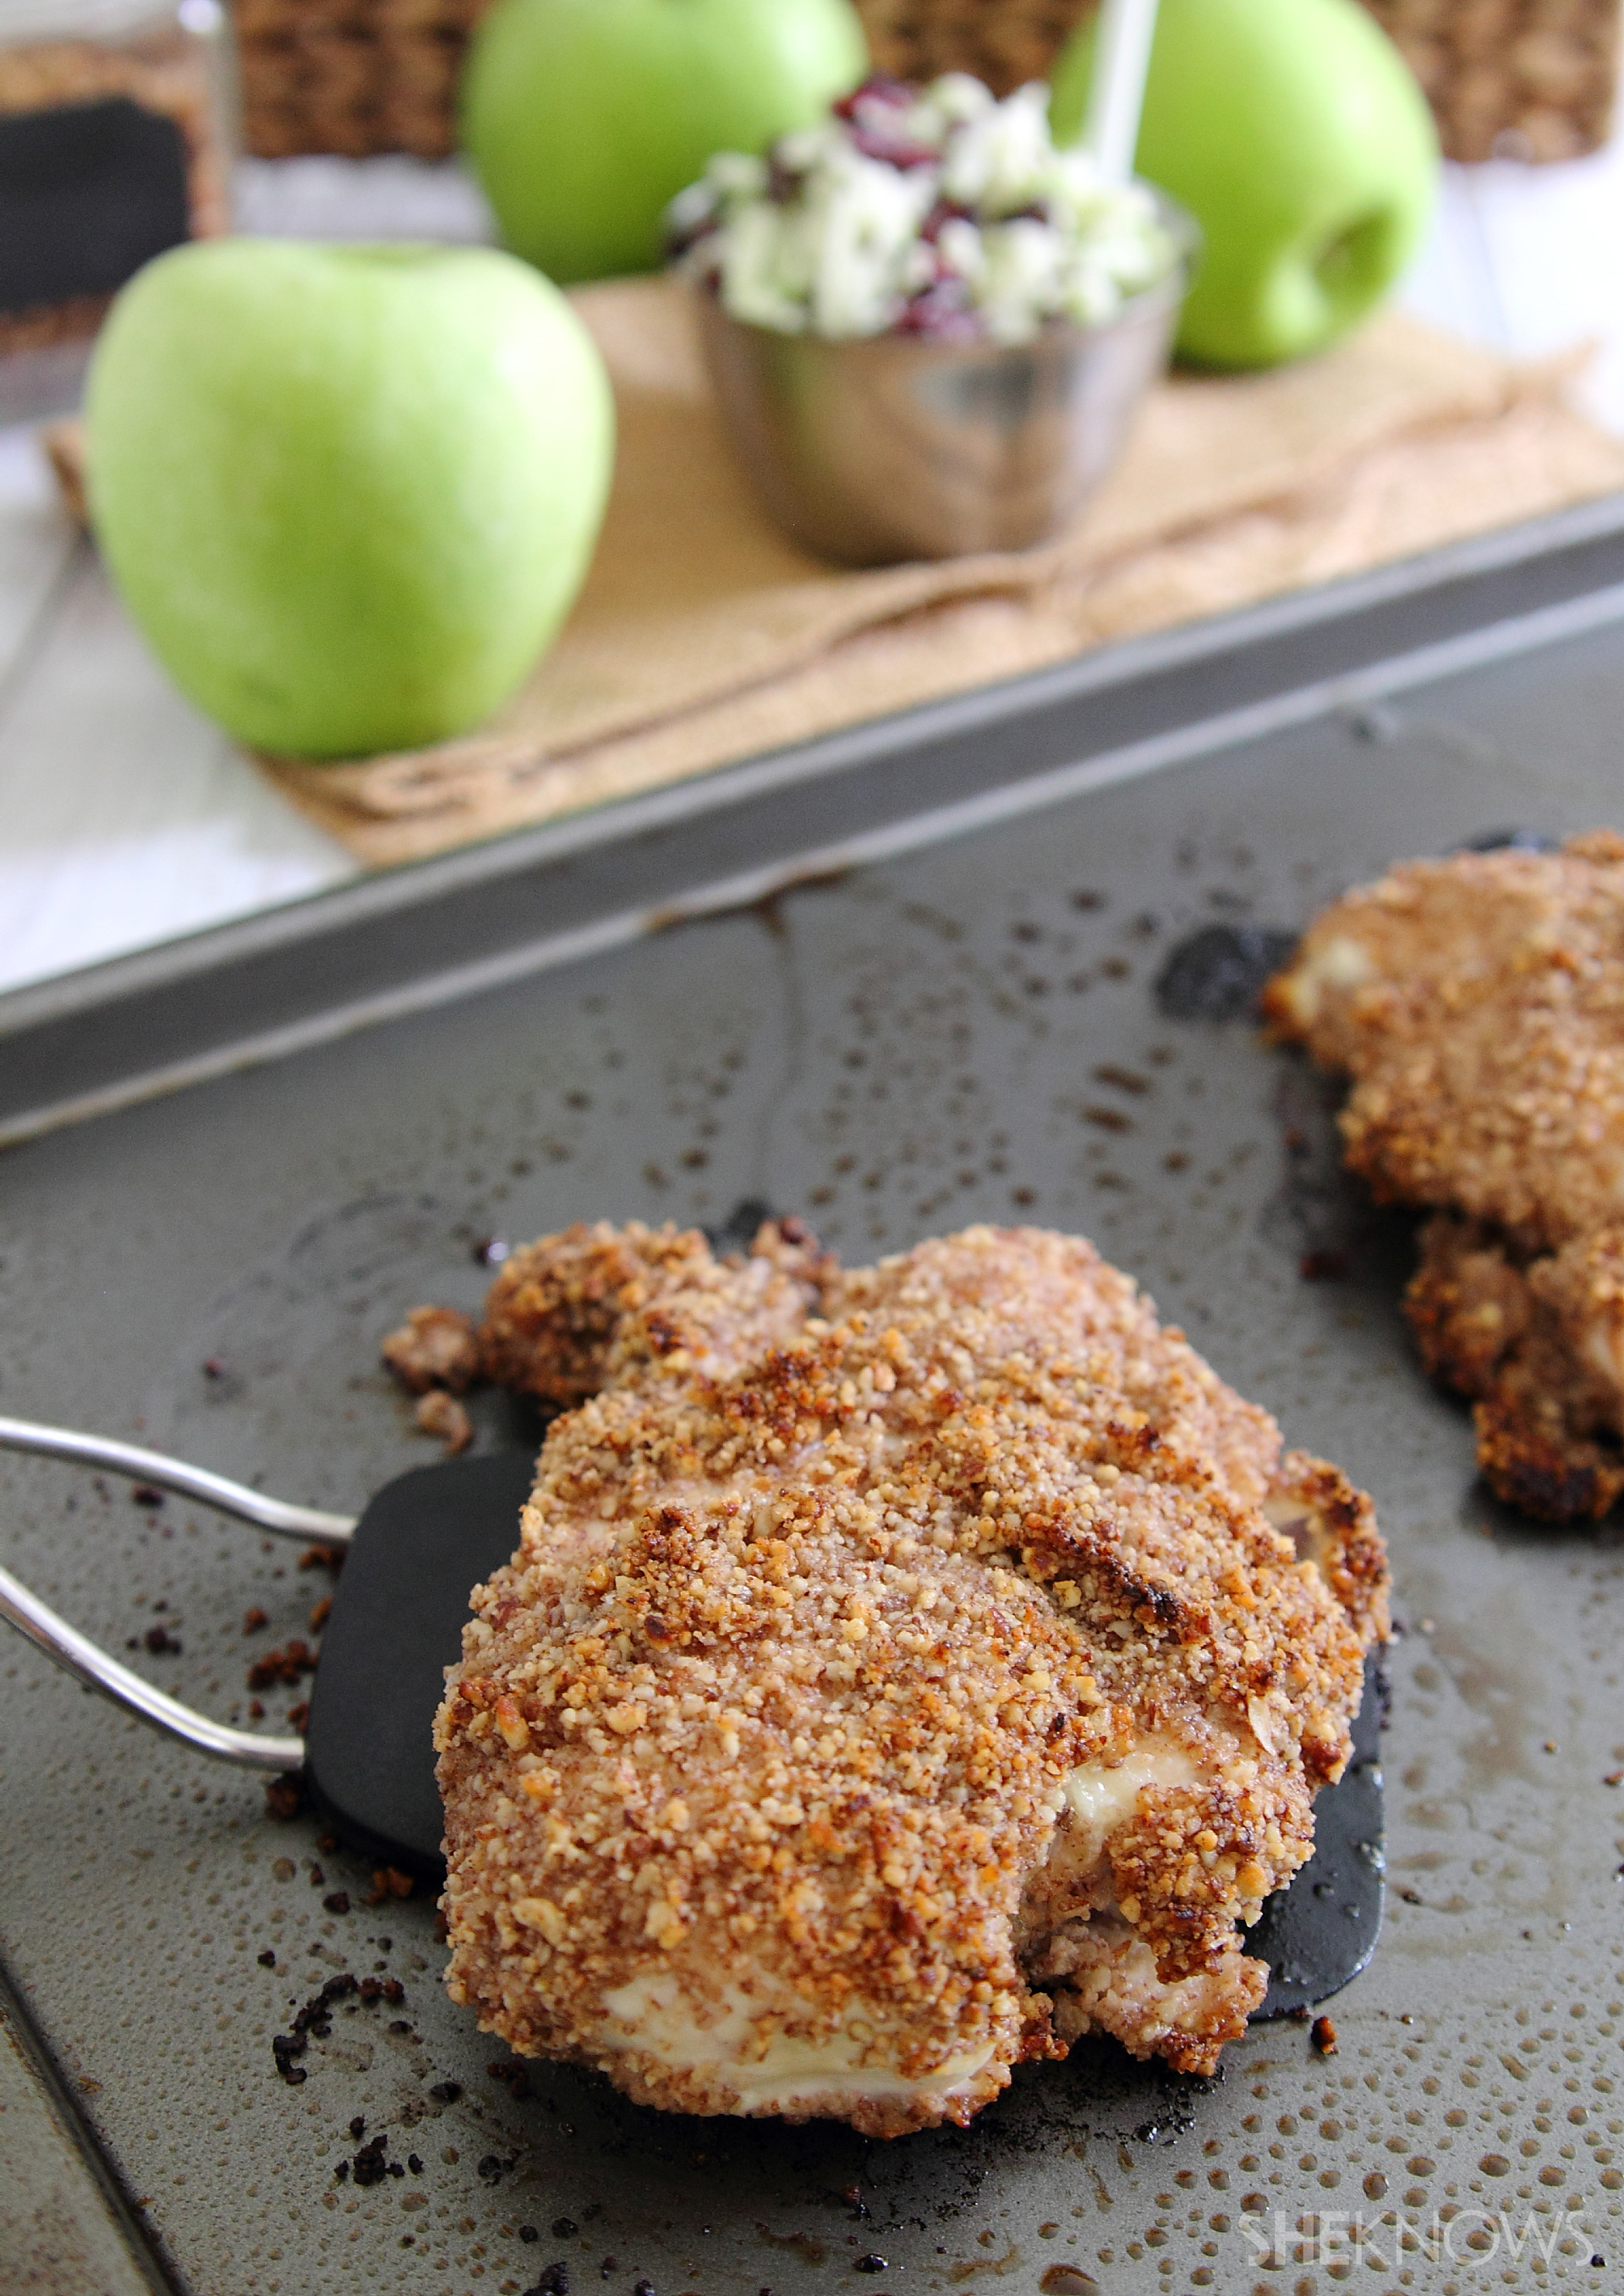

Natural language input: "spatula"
[0,1414,1382,2016]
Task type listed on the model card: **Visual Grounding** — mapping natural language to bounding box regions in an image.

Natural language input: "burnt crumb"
[248,1700,265,1719]
[1093,1064,1149,1094]
[525,2265,570,2295]
[353,2134,390,2187]
[247,1638,315,1692]
[489,2058,536,2100]
[348,2114,366,2138]
[142,1623,182,1654]
[1083,1105,1132,1134]
[202,1356,228,1380]
[1070,888,1104,910]
[286,1701,310,1733]
[131,1484,165,1508]
[308,1863,325,1887]
[409,2154,424,2174]
[299,1542,344,1574]
[1155,923,1298,1022]
[263,1773,307,1822]
[257,1950,277,1969]
[365,1866,415,1905]
[855,2259,890,2275]
[358,1976,405,2004]
[272,2035,307,2085]
[601,2260,620,2278]
[551,2217,579,2238]
[1604,1770,1622,1786]
[323,1892,351,1915]
[520,2226,540,2244]
[1311,2014,1339,2055]
[242,1606,268,1635]
[333,2158,349,2181]
[629,2281,650,2296]
[272,1969,405,2085]
[1299,1248,1352,1282]
[1100,956,1131,979]
[475,1234,511,1266]
[1165,1151,1190,1173]
[308,1595,332,1633]
[429,2080,463,2104]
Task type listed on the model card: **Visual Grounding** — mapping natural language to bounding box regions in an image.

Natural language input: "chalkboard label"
[0,96,192,317]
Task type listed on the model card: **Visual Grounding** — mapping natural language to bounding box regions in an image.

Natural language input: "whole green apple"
[462,0,869,284]
[85,238,614,759]
[1051,0,1437,370]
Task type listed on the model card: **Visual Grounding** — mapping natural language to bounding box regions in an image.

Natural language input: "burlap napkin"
[54,277,1624,866]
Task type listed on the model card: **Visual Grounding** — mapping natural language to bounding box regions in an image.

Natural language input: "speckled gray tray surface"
[3,600,1623,2294]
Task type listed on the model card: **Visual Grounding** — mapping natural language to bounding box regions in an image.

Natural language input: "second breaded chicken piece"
[1265,830,1624,1519]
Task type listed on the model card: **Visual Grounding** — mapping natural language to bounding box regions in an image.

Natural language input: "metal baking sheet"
[3,508,1624,2294]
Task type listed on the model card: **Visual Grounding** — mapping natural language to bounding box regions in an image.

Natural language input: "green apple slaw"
[668,73,1178,347]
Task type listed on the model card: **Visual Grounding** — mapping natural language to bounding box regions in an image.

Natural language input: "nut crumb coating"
[1263,830,1624,1249]
[1265,831,1624,1518]
[436,1222,1384,2134]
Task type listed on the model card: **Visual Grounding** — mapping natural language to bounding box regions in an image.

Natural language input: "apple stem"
[1083,0,1161,185]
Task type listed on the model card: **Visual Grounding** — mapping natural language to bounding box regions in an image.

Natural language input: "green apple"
[85,238,614,759]
[1051,0,1437,370]
[462,0,869,284]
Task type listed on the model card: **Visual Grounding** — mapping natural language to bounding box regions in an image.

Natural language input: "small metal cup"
[694,198,1196,567]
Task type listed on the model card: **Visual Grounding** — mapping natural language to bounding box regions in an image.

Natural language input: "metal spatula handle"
[0,1414,354,1544]
[0,1559,303,1771]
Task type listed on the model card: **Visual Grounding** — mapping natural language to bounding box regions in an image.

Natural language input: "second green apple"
[1051,0,1438,370]
[464,0,870,284]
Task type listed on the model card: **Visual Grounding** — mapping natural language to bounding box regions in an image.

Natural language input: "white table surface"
[3,140,1622,1001]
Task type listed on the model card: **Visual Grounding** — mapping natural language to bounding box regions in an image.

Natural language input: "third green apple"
[1050,0,1438,370]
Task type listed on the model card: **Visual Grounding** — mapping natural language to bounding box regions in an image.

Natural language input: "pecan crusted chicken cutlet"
[430,1218,1385,2135]
[1262,830,1624,1520]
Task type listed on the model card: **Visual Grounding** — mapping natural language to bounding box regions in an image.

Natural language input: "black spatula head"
[1248,1649,1386,2017]
[304,1448,538,1875]
[304,1450,1385,2009]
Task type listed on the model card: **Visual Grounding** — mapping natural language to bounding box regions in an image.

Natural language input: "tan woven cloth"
[52,277,1624,867]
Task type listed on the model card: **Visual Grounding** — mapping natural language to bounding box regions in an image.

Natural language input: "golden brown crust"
[435,1222,1384,2129]
[1406,1214,1624,1521]
[1263,834,1624,1249]
[478,1217,831,1406]
[1267,833,1624,1521]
